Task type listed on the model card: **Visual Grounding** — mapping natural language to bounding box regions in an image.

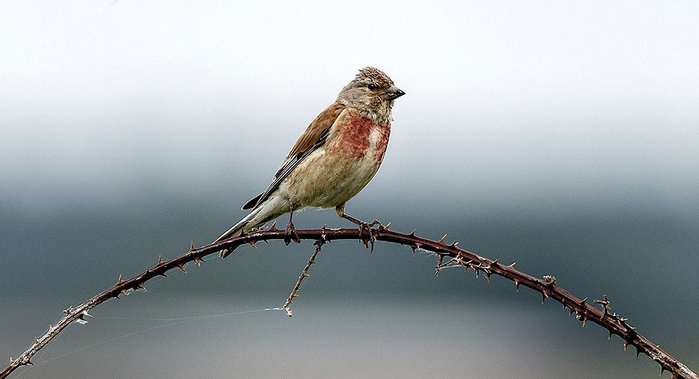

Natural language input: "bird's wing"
[241,102,346,210]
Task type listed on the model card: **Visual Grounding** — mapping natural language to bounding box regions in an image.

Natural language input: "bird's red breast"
[337,111,391,163]
[281,108,391,209]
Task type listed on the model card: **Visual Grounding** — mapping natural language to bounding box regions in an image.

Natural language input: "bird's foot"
[341,214,384,250]
[284,220,300,245]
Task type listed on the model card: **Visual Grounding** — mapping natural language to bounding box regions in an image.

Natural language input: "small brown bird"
[216,67,404,257]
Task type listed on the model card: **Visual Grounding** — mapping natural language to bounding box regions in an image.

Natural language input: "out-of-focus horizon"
[1,1,698,378]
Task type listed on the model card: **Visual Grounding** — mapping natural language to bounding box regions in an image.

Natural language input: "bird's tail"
[215,207,263,258]
[215,195,288,258]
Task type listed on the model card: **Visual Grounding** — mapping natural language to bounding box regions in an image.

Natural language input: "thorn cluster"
[594,295,613,316]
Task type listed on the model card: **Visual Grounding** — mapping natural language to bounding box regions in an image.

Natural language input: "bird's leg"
[335,203,383,228]
[284,204,300,245]
[335,204,382,249]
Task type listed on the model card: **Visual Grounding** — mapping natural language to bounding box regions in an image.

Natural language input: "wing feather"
[241,103,346,210]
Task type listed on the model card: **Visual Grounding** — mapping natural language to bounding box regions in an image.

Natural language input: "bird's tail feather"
[215,208,266,259]
[215,207,262,243]
[216,196,288,258]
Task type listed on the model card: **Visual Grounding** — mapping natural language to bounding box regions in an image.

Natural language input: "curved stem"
[1,226,696,379]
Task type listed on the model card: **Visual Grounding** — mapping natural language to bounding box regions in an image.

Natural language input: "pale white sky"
[1,0,698,213]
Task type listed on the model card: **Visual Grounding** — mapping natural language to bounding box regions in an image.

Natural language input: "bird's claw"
[339,213,383,251]
[357,220,383,251]
[284,221,300,245]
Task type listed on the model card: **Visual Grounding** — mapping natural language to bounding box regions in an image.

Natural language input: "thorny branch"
[1,225,696,379]
[282,239,325,317]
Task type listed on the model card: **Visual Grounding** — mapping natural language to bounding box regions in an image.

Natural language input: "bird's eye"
[367,83,377,90]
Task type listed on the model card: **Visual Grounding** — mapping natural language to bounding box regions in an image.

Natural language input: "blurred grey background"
[1,1,698,378]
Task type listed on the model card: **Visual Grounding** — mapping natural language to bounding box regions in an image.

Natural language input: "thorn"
[219,248,235,259]
[514,279,520,291]
[157,255,164,265]
[622,320,637,335]
[449,241,459,248]
[361,235,370,249]
[177,262,187,273]
[541,291,548,304]
[137,282,147,292]
[193,256,205,266]
[383,221,391,230]
[117,277,129,296]
[409,229,416,237]
[579,297,588,306]
[77,310,92,323]
[269,220,278,231]
[507,261,516,268]
[438,234,447,244]
[594,295,612,315]
[608,330,613,339]
[623,340,629,351]
[414,242,422,251]
[411,245,417,257]
[435,255,444,277]
[190,240,195,251]
[76,310,92,324]
[464,259,474,270]
[582,314,588,327]
[249,240,257,248]
[491,258,499,266]
[543,275,557,286]
[9,357,13,365]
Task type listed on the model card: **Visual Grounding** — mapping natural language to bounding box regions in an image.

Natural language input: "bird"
[216,67,405,258]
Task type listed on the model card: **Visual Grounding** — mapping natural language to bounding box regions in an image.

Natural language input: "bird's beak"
[385,86,406,100]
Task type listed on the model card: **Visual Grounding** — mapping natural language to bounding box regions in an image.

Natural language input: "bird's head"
[336,67,405,125]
